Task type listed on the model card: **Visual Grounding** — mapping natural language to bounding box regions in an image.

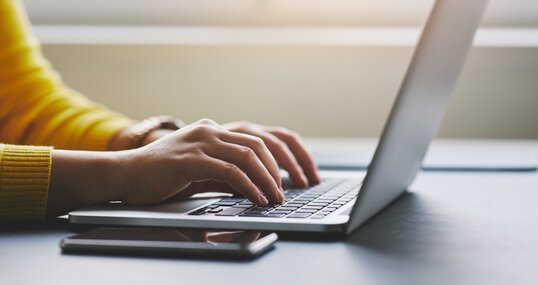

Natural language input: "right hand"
[117,119,285,206]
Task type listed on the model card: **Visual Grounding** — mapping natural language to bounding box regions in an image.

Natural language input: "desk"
[306,138,538,171]
[1,140,538,285]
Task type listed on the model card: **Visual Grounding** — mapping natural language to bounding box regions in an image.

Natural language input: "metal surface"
[68,197,351,233]
[346,0,489,234]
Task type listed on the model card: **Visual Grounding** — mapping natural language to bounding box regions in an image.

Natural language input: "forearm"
[108,128,174,151]
[46,127,176,217]
[47,150,125,218]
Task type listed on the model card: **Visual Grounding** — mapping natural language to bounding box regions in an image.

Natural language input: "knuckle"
[191,125,215,137]
[250,136,265,148]
[190,144,206,156]
[274,140,289,153]
[197,118,218,126]
[180,152,194,164]
[223,163,240,176]
[241,146,256,160]
[283,131,301,145]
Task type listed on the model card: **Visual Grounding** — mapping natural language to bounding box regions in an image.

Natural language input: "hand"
[169,121,321,201]
[117,119,285,206]
[136,120,320,189]
[222,121,320,187]
[47,119,319,216]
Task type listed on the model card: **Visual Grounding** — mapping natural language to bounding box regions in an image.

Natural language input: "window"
[24,0,538,47]
[23,0,538,27]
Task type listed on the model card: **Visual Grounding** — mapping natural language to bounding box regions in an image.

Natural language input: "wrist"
[112,148,139,203]
[109,116,184,151]
[142,129,175,146]
[48,150,129,216]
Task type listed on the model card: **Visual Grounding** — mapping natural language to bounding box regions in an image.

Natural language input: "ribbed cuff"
[0,144,53,221]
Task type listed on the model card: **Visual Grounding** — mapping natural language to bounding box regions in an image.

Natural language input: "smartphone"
[61,227,277,259]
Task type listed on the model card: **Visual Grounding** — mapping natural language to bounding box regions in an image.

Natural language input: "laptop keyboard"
[188,178,361,219]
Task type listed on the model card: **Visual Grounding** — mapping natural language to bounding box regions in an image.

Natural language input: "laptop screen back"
[346,0,489,234]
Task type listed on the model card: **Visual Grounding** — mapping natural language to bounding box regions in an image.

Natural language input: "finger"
[219,131,282,189]
[268,128,320,185]
[247,131,309,188]
[186,155,269,206]
[204,141,284,203]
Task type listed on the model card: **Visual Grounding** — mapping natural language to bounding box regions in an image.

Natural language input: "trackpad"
[71,198,218,215]
[136,199,218,214]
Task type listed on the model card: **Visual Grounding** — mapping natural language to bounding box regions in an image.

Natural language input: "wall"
[24,0,538,138]
[41,45,538,138]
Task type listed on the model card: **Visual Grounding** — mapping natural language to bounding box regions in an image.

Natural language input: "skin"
[47,119,320,218]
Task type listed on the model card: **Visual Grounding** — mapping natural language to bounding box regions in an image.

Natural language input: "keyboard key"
[308,202,330,207]
[266,213,286,218]
[310,214,326,219]
[295,209,318,213]
[239,212,267,217]
[207,208,223,213]
[283,203,305,207]
[292,199,313,204]
[287,212,312,218]
[221,198,246,202]
[315,198,336,202]
[252,206,275,211]
[232,204,253,208]
[275,206,299,211]
[302,206,324,210]
[214,201,239,206]
[188,208,207,215]
[215,207,248,216]
[270,210,293,214]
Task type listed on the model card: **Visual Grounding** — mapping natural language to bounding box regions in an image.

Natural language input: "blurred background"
[24,0,538,138]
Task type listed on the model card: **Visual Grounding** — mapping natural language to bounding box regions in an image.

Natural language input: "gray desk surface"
[2,146,538,285]
[306,138,538,171]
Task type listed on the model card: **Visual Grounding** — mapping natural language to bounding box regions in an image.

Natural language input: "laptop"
[69,0,489,235]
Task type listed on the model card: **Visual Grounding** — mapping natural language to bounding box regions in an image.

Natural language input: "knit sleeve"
[0,144,52,221]
[0,0,134,151]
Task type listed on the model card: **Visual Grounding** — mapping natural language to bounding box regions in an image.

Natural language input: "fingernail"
[277,189,285,203]
[259,194,269,205]
[301,173,309,186]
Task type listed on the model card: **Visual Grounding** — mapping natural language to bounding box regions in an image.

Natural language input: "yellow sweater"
[0,0,134,221]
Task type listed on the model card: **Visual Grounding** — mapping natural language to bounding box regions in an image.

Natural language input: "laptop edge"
[69,0,489,235]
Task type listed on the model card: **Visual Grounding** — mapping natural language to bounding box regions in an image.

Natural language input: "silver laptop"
[69,0,489,235]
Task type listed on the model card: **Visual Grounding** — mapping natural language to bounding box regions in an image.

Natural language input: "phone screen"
[70,227,270,244]
[61,228,277,258]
